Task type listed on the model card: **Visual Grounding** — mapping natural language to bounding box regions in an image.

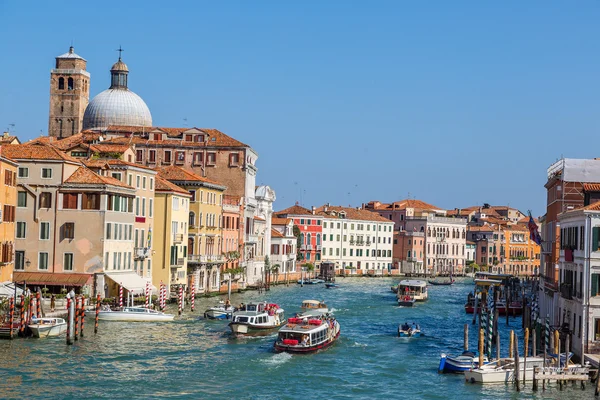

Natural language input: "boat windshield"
[236,316,249,323]
[246,304,258,312]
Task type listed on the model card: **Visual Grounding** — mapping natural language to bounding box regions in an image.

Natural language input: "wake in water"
[260,352,293,367]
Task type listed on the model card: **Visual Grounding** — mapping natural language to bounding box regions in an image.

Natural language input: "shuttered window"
[592,274,600,297]
[63,193,78,209]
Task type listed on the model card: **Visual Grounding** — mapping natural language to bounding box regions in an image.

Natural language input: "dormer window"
[195,135,204,143]
[185,134,193,142]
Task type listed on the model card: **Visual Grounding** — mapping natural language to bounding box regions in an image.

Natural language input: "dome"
[82,89,152,130]
[111,60,129,72]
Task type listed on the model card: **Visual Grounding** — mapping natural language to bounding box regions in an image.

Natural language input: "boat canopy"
[0,281,23,298]
[474,279,503,286]
[302,300,327,308]
[105,272,155,295]
[399,280,427,288]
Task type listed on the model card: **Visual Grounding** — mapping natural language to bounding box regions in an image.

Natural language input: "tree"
[302,262,315,278]
[293,225,303,261]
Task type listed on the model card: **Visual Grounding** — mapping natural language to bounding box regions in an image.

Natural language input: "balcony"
[316,245,322,251]
[134,247,151,260]
[349,240,355,245]
[246,234,258,243]
[356,241,364,246]
[187,254,225,264]
[560,283,574,300]
[366,241,372,246]
[301,245,313,250]
[171,258,185,268]
[173,233,184,243]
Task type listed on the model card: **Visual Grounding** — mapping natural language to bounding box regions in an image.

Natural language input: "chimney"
[2,131,8,138]
[324,205,328,212]
[311,206,316,215]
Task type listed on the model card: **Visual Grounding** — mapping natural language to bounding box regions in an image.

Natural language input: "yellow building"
[151,176,191,296]
[0,153,18,282]
[156,165,227,294]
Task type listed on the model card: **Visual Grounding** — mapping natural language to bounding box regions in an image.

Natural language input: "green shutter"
[592,274,599,297]
[594,228,600,252]
[170,246,176,265]
[183,246,187,257]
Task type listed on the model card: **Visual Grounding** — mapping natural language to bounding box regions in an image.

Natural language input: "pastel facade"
[274,204,323,264]
[0,155,18,282]
[270,218,297,281]
[392,231,425,275]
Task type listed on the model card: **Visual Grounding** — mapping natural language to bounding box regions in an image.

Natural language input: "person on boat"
[402,322,410,331]
[225,299,231,308]
[302,335,309,346]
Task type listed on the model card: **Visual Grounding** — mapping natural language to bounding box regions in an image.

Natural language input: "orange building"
[392,231,425,275]
[0,152,18,283]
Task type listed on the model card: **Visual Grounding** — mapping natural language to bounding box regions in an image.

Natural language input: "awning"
[13,272,92,287]
[105,271,156,295]
[0,281,24,297]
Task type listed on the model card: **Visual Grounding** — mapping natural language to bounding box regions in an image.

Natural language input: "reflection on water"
[0,278,593,399]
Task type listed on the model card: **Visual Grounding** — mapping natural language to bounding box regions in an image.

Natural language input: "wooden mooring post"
[496,331,500,360]
[464,324,468,351]
[514,332,520,392]
[524,328,529,387]
[532,329,537,357]
[94,294,100,334]
[478,328,484,370]
[509,330,514,359]
[534,366,590,392]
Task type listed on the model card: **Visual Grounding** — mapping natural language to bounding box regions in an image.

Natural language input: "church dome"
[83,89,152,130]
[111,60,129,72]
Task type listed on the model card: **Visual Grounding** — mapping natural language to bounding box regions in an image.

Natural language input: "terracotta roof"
[53,132,103,150]
[503,224,528,232]
[584,183,600,192]
[82,159,109,169]
[316,205,392,223]
[517,216,538,224]
[0,135,20,145]
[271,228,284,238]
[104,159,156,172]
[156,165,225,187]
[446,209,474,217]
[154,176,189,195]
[271,217,292,226]
[2,143,80,163]
[367,199,440,211]
[467,225,495,232]
[90,144,132,154]
[101,125,249,147]
[23,136,57,145]
[64,166,133,189]
[584,202,600,211]
[101,136,149,145]
[466,240,476,245]
[274,204,314,216]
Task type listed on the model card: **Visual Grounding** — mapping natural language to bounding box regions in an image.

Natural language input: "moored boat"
[84,306,175,322]
[229,302,284,335]
[428,278,455,286]
[325,283,339,289]
[274,316,340,353]
[204,302,235,320]
[28,318,67,338]
[398,322,421,337]
[464,357,546,383]
[439,351,489,373]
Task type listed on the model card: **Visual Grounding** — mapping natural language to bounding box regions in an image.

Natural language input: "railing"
[366,241,371,246]
[173,233,184,243]
[316,245,322,251]
[560,283,574,300]
[188,254,225,264]
[134,247,150,260]
[356,241,364,246]
[171,258,185,267]
[349,240,355,245]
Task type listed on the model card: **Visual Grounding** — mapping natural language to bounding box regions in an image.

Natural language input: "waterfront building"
[392,230,425,275]
[364,199,445,232]
[244,186,276,286]
[152,177,190,296]
[0,153,18,283]
[274,204,323,264]
[539,158,600,327]
[221,195,243,288]
[555,202,600,360]
[465,240,476,265]
[156,165,227,294]
[502,224,541,276]
[317,205,394,275]
[270,217,297,282]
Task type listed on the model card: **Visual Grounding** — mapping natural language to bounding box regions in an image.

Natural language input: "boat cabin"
[278,318,330,346]
[397,280,428,300]
[301,300,327,310]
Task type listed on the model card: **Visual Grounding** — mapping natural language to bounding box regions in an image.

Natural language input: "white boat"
[229,302,284,335]
[295,300,331,319]
[274,316,340,353]
[396,280,428,305]
[464,357,546,384]
[85,306,175,322]
[204,302,235,320]
[28,318,67,338]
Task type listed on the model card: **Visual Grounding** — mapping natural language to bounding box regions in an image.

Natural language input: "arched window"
[300,233,305,245]
[58,119,63,137]
[58,77,64,90]
[427,228,431,237]
[68,77,74,90]
[420,226,424,232]
[71,119,75,135]
[316,234,321,245]
[307,233,312,246]
[189,212,195,226]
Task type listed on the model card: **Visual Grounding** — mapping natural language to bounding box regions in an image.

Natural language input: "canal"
[0,278,593,399]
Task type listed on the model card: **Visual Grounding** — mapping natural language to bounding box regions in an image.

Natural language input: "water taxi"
[464,357,545,383]
[229,302,284,335]
[274,316,340,353]
[398,322,421,337]
[28,318,67,338]
[204,301,235,320]
[397,280,427,306]
[85,306,175,322]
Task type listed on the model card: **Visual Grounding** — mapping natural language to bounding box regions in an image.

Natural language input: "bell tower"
[48,46,90,138]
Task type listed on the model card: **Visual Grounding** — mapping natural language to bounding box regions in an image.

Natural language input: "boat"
[204,302,236,320]
[84,306,175,322]
[229,302,284,335]
[310,278,325,284]
[391,285,398,293]
[325,283,339,289]
[398,323,421,337]
[297,279,315,285]
[274,316,340,353]
[439,351,489,373]
[397,280,427,306]
[428,278,455,286]
[28,318,67,338]
[464,357,546,384]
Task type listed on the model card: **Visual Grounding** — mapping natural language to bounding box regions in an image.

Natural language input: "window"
[136,175,140,189]
[193,152,203,165]
[150,178,154,190]
[62,193,78,209]
[82,193,100,210]
[58,77,65,90]
[63,223,75,240]
[142,198,146,217]
[207,153,216,165]
[42,168,52,179]
[3,205,15,222]
[176,151,185,163]
[38,252,49,270]
[15,251,25,270]
[164,150,172,163]
[18,167,28,178]
[71,151,87,157]
[111,172,122,181]
[17,191,27,207]
[135,197,140,215]
[40,222,50,240]
[64,253,73,271]
[149,150,156,163]
[189,190,196,202]
[136,150,143,162]
[149,199,153,218]
[592,274,600,297]
[67,77,74,90]
[39,192,52,209]
[230,153,239,166]
[16,222,26,238]
[173,197,179,211]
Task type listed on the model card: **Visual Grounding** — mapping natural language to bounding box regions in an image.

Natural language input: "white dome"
[83,89,152,130]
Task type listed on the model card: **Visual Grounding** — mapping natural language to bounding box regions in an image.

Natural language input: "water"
[0,278,593,399]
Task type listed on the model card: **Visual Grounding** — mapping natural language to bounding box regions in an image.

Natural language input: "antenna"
[7,123,15,133]
[183,118,188,128]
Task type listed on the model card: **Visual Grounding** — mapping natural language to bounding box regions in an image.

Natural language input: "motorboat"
[439,351,489,373]
[391,285,398,294]
[397,280,427,306]
[85,306,175,322]
[274,316,340,353]
[204,302,235,320]
[311,279,325,284]
[28,318,67,338]
[300,300,328,313]
[398,323,421,337]
[325,283,339,289]
[428,278,455,286]
[464,357,546,384]
[229,302,284,336]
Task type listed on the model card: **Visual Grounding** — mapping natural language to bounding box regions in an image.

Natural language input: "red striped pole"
[94,294,100,334]
[66,296,72,345]
[190,278,195,312]
[74,296,79,340]
[8,297,14,339]
[145,281,150,308]
[119,283,123,308]
[19,295,25,334]
[79,295,85,337]
[159,281,164,311]
[36,291,41,318]
[178,285,183,316]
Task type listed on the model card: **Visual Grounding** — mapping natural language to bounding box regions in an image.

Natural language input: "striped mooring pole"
[79,295,85,337]
[36,291,41,319]
[178,285,183,316]
[487,311,494,359]
[190,278,195,312]
[74,296,79,341]
[27,295,33,324]
[481,312,488,355]
[545,315,550,352]
[19,295,25,335]
[160,282,165,311]
[94,294,100,334]
[145,281,150,309]
[66,296,72,345]
[119,283,123,308]
[8,297,14,339]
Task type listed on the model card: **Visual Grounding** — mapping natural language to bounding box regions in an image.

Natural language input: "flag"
[527,212,542,245]
[147,228,152,249]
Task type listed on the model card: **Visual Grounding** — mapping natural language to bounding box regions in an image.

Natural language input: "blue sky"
[0,1,598,216]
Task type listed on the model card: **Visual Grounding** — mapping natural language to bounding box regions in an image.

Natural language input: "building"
[317,205,394,275]
[392,231,425,275]
[0,132,21,146]
[540,158,600,327]
[156,165,227,294]
[152,176,190,296]
[48,47,90,138]
[465,241,476,265]
[221,195,243,287]
[274,204,323,264]
[555,202,600,360]
[270,217,297,282]
[364,199,445,231]
[0,153,18,283]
